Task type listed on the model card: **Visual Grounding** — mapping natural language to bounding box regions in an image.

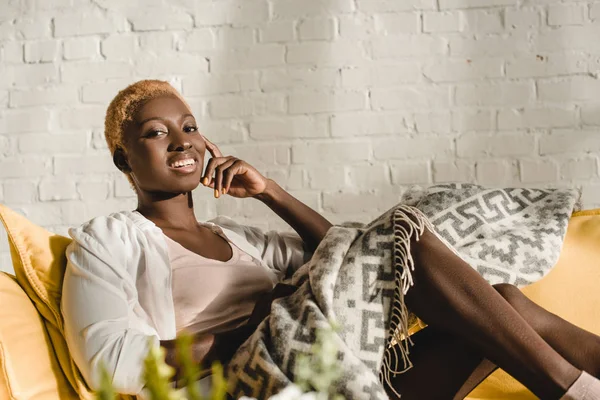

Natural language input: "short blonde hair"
[104,79,190,156]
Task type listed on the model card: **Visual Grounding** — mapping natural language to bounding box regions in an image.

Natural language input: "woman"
[61,80,600,399]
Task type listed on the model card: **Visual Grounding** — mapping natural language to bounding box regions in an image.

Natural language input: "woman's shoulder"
[68,210,152,245]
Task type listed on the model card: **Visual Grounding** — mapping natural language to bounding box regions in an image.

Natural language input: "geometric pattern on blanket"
[226,185,580,399]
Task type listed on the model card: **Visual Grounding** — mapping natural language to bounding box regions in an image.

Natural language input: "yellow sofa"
[0,205,599,399]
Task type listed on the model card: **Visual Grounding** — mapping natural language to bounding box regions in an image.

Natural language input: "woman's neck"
[136,191,198,230]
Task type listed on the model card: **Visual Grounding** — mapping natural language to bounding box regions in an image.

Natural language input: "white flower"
[269,384,304,400]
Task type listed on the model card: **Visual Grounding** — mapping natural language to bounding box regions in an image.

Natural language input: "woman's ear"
[113,147,131,173]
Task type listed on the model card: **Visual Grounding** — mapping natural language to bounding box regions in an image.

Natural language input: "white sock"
[560,371,600,400]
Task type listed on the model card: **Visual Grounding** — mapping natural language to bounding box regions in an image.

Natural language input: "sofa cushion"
[0,271,78,399]
[0,204,94,400]
[467,209,600,399]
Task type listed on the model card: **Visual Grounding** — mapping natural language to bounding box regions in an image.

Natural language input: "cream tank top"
[165,224,279,335]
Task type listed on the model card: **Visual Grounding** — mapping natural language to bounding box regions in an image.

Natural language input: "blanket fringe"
[379,205,437,398]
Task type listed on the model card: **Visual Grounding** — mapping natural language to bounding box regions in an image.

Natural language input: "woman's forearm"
[254,179,333,252]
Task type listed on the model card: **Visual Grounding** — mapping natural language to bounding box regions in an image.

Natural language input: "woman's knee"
[493,283,522,304]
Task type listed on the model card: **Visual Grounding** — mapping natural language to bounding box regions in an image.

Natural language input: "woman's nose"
[167,130,192,152]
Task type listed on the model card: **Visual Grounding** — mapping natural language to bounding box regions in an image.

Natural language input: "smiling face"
[120,95,207,195]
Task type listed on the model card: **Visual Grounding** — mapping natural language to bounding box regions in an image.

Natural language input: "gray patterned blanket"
[226,184,581,399]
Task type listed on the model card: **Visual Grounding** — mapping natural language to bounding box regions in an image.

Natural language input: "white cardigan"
[61,210,309,395]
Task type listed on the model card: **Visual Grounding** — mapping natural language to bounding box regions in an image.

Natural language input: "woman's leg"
[494,283,600,378]
[389,227,581,399]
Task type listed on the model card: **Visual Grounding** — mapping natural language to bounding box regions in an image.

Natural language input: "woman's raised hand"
[201,135,269,199]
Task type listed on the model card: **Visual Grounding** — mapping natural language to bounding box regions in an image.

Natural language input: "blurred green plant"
[96,326,344,400]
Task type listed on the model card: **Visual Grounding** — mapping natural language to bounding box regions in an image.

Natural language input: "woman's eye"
[145,130,166,138]
[184,126,199,133]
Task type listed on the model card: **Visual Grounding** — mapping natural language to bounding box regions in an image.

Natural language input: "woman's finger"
[202,135,223,158]
[222,159,243,194]
[213,158,237,198]
[202,156,229,187]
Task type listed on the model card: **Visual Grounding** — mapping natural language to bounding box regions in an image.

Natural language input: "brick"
[64,37,100,60]
[289,91,366,114]
[455,83,533,106]
[347,164,391,188]
[140,32,176,53]
[548,4,585,26]
[505,8,539,30]
[461,9,504,33]
[61,61,131,83]
[92,130,108,150]
[3,181,37,204]
[581,184,600,208]
[538,77,600,103]
[540,130,600,155]
[0,157,50,178]
[423,11,462,32]
[449,32,529,56]
[292,141,370,164]
[130,8,193,31]
[24,40,59,63]
[423,58,503,82]
[15,17,51,39]
[195,120,245,144]
[195,1,268,26]
[18,133,87,154]
[59,106,105,129]
[534,26,600,52]
[250,116,329,139]
[581,105,600,126]
[341,63,421,87]
[39,179,78,201]
[216,27,255,48]
[331,113,409,136]
[457,133,535,158]
[11,63,59,86]
[101,35,138,59]
[0,108,52,134]
[262,68,340,91]
[82,79,132,104]
[263,167,304,190]
[306,165,347,190]
[439,0,516,9]
[476,160,518,185]
[10,86,78,107]
[77,181,110,200]
[390,161,431,184]
[20,203,63,226]
[209,94,285,118]
[560,158,597,180]
[411,112,452,133]
[115,176,134,198]
[54,155,115,174]
[452,110,495,131]
[506,54,586,78]
[272,0,354,18]
[372,36,447,58]
[323,191,394,214]
[374,13,420,34]
[357,0,436,12]
[338,14,375,38]
[217,143,290,167]
[135,53,209,76]
[53,12,127,37]
[210,46,285,71]
[259,21,295,43]
[183,73,243,96]
[287,41,367,66]
[371,86,451,110]
[1,42,23,63]
[498,108,577,130]
[520,159,559,183]
[591,3,600,21]
[433,160,475,182]
[373,136,454,160]
[298,18,336,40]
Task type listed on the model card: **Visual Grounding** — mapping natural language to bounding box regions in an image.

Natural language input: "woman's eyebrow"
[137,114,195,127]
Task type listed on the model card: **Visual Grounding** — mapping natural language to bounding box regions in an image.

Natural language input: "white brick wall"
[1,0,600,274]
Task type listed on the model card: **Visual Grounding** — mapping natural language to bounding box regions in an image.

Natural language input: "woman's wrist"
[253,178,283,204]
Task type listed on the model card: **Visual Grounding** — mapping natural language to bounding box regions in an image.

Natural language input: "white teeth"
[171,159,195,168]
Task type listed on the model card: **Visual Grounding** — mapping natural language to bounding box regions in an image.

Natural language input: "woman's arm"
[254,179,332,252]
